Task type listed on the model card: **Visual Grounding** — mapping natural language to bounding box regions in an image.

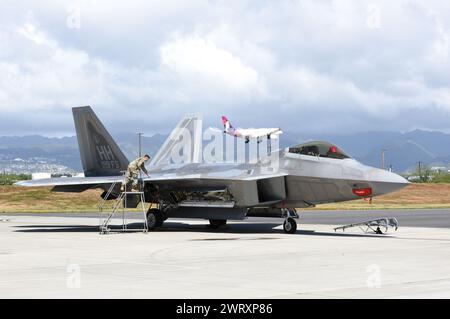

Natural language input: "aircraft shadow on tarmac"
[13,221,391,238]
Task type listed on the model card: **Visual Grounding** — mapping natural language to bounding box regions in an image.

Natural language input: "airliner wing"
[238,128,283,139]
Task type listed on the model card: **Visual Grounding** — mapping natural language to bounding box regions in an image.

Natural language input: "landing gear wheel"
[283,217,297,234]
[209,219,227,229]
[146,208,163,230]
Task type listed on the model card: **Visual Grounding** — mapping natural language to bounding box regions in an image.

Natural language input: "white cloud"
[18,23,56,47]
[1,0,450,135]
[161,35,260,92]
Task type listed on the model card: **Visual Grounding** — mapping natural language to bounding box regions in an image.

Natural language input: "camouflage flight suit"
[122,156,149,191]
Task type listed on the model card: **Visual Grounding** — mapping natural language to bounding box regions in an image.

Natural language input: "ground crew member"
[121,154,151,191]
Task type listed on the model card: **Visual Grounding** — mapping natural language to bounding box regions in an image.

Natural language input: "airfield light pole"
[138,132,144,182]
[381,149,386,170]
[138,132,143,157]
[418,161,422,180]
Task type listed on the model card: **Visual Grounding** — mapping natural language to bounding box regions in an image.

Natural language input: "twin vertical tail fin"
[73,106,203,175]
[72,106,129,177]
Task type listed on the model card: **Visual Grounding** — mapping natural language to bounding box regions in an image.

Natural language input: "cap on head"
[144,154,151,159]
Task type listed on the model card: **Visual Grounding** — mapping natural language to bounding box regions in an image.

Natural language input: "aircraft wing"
[14,175,121,193]
[15,176,122,188]
[16,167,288,209]
[16,169,287,191]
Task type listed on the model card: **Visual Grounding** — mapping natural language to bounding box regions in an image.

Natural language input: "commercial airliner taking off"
[220,116,283,143]
[16,106,409,233]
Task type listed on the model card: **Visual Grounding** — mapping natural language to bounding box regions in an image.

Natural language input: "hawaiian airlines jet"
[220,116,283,143]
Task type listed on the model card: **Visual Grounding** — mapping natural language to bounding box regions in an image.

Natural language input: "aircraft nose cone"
[380,169,409,184]
[366,168,410,196]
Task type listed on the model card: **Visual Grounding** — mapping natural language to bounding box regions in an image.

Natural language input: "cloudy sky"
[1,0,450,137]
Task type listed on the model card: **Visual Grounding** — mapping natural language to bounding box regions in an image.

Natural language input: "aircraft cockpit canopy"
[288,141,351,159]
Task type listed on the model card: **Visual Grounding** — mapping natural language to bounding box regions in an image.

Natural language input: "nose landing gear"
[282,208,299,234]
[283,218,297,234]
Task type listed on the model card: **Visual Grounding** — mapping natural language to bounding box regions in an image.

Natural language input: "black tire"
[283,218,297,234]
[146,208,163,230]
[209,219,227,229]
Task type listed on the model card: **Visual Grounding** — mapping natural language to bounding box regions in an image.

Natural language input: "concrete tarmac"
[1,212,450,298]
[6,208,450,228]
[299,209,450,228]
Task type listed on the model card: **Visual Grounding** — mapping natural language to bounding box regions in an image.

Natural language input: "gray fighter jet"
[17,106,409,233]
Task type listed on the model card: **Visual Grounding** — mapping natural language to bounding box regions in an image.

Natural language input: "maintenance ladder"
[98,180,148,234]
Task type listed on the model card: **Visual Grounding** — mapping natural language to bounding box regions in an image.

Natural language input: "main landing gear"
[209,219,227,229]
[146,208,166,230]
[282,208,299,234]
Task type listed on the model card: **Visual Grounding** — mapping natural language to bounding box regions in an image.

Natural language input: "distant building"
[407,175,421,182]
[32,173,51,180]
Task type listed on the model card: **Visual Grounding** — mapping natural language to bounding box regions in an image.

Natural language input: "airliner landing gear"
[282,208,299,234]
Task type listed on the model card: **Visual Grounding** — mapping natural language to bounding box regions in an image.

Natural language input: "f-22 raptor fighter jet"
[17,106,409,233]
